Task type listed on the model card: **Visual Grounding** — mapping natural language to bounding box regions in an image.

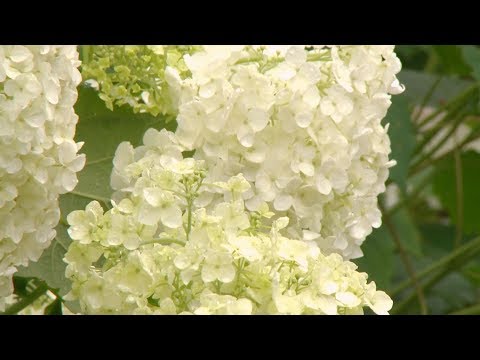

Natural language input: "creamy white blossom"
[163,45,403,259]
[64,129,393,315]
[0,46,83,310]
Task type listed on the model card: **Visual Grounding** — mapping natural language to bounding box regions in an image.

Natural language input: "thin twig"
[392,245,480,315]
[414,105,463,155]
[386,171,434,217]
[392,268,446,314]
[450,303,480,315]
[390,235,480,297]
[409,125,480,177]
[140,238,185,247]
[454,145,464,249]
[380,202,428,315]
[411,111,466,172]
[416,84,477,131]
[413,76,443,125]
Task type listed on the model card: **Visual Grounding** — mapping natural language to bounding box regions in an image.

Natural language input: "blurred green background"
[354,45,480,315]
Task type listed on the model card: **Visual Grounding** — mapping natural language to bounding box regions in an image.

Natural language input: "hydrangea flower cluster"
[164,45,404,259]
[80,45,403,259]
[0,46,83,311]
[81,45,200,116]
[64,129,392,315]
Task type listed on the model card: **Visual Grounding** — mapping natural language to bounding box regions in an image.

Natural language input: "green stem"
[454,146,464,248]
[450,303,480,315]
[390,236,480,297]
[85,156,113,166]
[409,125,480,177]
[386,171,434,217]
[47,287,62,301]
[416,105,446,131]
[410,111,467,174]
[235,50,330,67]
[424,51,439,74]
[380,202,428,314]
[416,84,477,131]
[1,283,49,315]
[235,55,263,65]
[414,104,464,155]
[392,270,442,314]
[79,45,92,64]
[180,179,194,242]
[140,238,185,247]
[186,198,193,242]
[306,53,331,62]
[392,248,480,315]
[413,76,443,125]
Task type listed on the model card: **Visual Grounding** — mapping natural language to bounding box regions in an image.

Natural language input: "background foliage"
[5,45,480,315]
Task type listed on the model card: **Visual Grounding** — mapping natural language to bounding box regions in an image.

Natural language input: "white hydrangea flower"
[0,46,83,309]
[64,130,393,315]
[165,45,403,259]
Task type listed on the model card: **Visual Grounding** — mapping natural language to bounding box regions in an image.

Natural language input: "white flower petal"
[160,206,183,228]
[273,194,293,211]
[248,108,269,132]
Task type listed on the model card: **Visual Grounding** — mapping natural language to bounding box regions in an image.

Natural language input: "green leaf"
[71,85,176,207]
[12,277,34,298]
[462,261,480,287]
[418,223,455,256]
[383,94,415,193]
[432,151,480,234]
[427,272,477,314]
[16,223,71,296]
[432,46,472,76]
[390,222,478,314]
[356,205,423,290]
[419,224,480,315]
[395,45,431,71]
[44,298,63,315]
[461,46,480,81]
[391,208,423,257]
[355,226,395,290]
[15,84,174,304]
[398,70,473,107]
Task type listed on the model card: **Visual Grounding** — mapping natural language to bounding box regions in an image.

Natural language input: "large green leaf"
[432,46,472,77]
[355,226,395,290]
[392,208,423,257]
[390,222,479,314]
[462,45,480,111]
[462,46,480,81]
[16,224,71,295]
[69,85,176,206]
[421,223,479,299]
[418,223,456,256]
[395,46,431,71]
[398,69,473,107]
[427,272,477,314]
[15,84,174,303]
[356,206,422,291]
[432,151,480,235]
[384,94,415,193]
[44,297,63,315]
[419,224,478,314]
